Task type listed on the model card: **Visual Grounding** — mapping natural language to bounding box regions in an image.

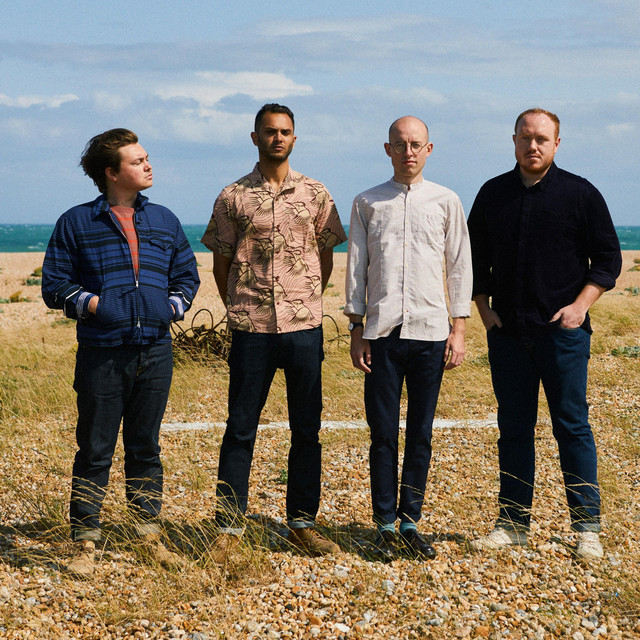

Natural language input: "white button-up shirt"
[344,178,472,341]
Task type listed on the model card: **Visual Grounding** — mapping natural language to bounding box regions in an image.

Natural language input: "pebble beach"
[1,252,639,639]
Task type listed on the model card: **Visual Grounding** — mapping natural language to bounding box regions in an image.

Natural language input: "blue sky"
[1,0,638,225]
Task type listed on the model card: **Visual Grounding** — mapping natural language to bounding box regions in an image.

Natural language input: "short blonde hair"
[514,109,560,139]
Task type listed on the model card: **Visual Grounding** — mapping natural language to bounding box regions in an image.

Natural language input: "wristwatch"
[348,321,364,332]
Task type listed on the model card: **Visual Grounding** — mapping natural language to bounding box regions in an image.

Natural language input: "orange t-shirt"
[111,206,139,276]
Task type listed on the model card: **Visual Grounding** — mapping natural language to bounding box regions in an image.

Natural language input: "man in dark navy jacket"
[467,109,621,563]
[42,128,199,576]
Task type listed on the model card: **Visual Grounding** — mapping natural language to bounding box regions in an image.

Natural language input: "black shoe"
[372,530,399,562]
[399,529,437,559]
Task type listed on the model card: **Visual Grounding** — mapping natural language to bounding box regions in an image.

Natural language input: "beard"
[256,136,294,163]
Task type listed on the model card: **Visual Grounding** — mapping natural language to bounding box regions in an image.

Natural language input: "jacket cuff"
[75,292,95,319]
[169,295,184,321]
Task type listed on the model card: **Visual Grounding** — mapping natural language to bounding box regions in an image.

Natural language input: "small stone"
[334,622,350,633]
[334,565,349,578]
[308,615,322,627]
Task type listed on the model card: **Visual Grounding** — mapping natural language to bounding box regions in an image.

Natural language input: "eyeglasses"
[390,141,428,154]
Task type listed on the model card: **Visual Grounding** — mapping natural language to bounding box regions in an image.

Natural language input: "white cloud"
[92,92,133,113]
[0,93,78,109]
[165,108,253,143]
[606,122,637,137]
[157,71,314,109]
[409,88,448,106]
[259,14,418,37]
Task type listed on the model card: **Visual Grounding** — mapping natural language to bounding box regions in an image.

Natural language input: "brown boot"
[65,540,96,578]
[289,528,340,556]
[206,532,241,566]
[140,534,185,570]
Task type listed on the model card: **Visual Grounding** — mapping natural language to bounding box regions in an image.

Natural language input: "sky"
[1,0,639,226]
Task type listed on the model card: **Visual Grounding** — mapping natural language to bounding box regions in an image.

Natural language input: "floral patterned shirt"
[202,164,346,333]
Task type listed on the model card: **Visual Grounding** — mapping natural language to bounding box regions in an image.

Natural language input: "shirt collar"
[512,161,558,191]
[91,193,148,219]
[250,162,299,192]
[390,177,426,191]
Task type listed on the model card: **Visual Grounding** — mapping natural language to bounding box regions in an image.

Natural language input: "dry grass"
[0,252,639,637]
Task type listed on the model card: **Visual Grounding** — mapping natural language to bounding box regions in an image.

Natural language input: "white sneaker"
[470,527,528,552]
[575,532,603,562]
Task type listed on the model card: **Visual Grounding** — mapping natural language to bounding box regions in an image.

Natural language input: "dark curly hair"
[80,128,138,193]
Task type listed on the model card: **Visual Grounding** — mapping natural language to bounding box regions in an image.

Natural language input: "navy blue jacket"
[468,163,621,335]
[42,194,200,347]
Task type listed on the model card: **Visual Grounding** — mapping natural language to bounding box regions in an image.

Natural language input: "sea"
[1,224,640,253]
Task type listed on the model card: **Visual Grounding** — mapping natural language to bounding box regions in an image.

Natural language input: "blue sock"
[399,522,417,534]
[377,523,395,535]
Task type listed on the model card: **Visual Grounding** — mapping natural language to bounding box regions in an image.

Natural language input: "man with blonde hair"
[467,108,621,562]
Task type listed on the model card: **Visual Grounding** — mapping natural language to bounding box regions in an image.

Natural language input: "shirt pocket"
[146,233,175,279]
[94,286,134,327]
[367,206,403,250]
[414,208,446,250]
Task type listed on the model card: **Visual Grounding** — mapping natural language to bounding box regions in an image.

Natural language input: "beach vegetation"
[6,290,30,303]
[0,263,638,637]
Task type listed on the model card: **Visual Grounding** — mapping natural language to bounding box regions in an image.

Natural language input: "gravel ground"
[1,419,639,639]
[1,252,639,638]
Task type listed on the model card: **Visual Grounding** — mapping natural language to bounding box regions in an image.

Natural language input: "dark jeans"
[488,327,600,532]
[216,327,324,529]
[70,342,173,540]
[365,326,446,526]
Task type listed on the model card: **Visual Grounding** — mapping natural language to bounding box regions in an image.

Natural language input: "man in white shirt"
[344,116,472,560]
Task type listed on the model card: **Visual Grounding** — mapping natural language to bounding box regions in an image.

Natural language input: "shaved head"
[389,116,429,142]
[385,115,433,185]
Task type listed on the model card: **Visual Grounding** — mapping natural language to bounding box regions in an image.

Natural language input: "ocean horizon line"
[2,223,640,253]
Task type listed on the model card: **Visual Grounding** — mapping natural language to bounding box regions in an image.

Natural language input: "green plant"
[9,290,30,303]
[611,345,640,358]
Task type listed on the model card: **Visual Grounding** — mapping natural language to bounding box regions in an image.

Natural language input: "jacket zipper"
[109,209,142,341]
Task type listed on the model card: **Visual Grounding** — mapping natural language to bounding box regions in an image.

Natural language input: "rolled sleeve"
[584,188,622,291]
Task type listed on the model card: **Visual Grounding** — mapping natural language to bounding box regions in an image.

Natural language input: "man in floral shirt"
[202,104,346,559]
